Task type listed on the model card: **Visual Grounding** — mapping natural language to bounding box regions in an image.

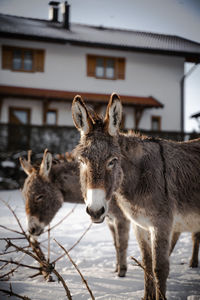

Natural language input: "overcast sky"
[0,0,200,132]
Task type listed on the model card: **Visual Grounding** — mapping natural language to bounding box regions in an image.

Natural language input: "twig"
[0,224,23,236]
[0,283,31,300]
[53,222,92,264]
[44,204,77,233]
[55,239,95,300]
[0,259,40,271]
[131,256,165,300]
[0,245,30,256]
[0,199,27,237]
[47,225,50,263]
[51,268,72,300]
[0,264,20,280]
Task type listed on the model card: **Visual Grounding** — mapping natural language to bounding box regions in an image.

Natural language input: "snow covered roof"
[0,13,200,62]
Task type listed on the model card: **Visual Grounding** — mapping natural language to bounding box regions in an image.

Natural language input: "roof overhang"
[1,31,200,63]
[0,85,163,109]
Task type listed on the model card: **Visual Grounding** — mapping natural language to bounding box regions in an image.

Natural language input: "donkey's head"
[20,149,63,236]
[72,93,123,223]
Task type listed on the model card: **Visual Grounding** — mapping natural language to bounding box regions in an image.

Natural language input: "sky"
[0,0,200,132]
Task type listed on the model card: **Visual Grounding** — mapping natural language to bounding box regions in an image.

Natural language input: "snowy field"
[0,189,199,300]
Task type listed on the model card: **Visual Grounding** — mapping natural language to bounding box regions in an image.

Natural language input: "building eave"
[0,85,163,109]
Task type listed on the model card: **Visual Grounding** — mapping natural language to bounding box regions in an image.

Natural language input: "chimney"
[49,1,60,22]
[62,1,70,30]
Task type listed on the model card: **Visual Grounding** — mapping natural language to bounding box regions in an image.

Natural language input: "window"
[2,45,45,72]
[45,109,57,125]
[151,116,161,131]
[87,55,125,80]
[9,107,30,124]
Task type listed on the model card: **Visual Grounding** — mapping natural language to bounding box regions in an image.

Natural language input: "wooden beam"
[43,99,49,124]
[134,108,144,130]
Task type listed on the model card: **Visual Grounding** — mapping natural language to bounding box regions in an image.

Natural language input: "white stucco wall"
[0,38,184,130]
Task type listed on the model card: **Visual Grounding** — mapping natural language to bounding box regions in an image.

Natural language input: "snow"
[0,190,199,300]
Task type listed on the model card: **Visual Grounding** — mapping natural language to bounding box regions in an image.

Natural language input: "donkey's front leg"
[115,217,130,277]
[151,227,170,300]
[134,225,155,300]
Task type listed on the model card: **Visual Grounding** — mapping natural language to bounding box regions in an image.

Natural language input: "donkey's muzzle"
[86,206,105,223]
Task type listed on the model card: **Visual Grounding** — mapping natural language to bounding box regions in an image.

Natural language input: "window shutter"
[2,46,12,70]
[117,58,125,79]
[34,50,45,72]
[87,55,96,77]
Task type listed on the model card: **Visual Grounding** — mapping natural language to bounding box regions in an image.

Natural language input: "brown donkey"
[20,149,130,277]
[72,93,200,300]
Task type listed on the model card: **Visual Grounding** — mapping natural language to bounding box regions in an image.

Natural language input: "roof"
[0,85,163,108]
[0,13,200,62]
[191,112,200,119]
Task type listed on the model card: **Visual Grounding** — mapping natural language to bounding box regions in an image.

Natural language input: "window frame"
[95,56,116,80]
[87,54,125,80]
[151,116,161,131]
[9,107,31,124]
[45,109,58,126]
[2,45,45,73]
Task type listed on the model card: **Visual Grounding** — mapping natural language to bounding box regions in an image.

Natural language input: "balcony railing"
[0,123,199,190]
[0,123,199,153]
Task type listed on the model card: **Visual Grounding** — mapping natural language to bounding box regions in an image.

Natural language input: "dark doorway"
[8,107,31,150]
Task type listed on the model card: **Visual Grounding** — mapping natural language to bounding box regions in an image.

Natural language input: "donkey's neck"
[50,161,84,204]
[117,133,165,201]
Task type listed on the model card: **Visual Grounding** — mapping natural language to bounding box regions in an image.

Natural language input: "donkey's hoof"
[189,260,198,268]
[117,268,127,277]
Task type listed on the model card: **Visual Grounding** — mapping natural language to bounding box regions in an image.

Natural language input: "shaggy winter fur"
[20,150,130,277]
[72,93,200,300]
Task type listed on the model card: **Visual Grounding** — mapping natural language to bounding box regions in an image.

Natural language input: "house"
[0,1,200,151]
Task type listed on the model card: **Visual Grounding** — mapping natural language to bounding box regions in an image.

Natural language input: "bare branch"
[0,259,40,271]
[44,204,77,233]
[0,199,27,237]
[55,239,95,300]
[53,222,92,264]
[131,256,165,300]
[47,225,50,263]
[51,268,72,300]
[0,283,31,300]
[0,224,24,236]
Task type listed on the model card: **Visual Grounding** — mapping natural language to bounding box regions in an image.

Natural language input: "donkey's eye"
[35,195,43,202]
[107,157,118,169]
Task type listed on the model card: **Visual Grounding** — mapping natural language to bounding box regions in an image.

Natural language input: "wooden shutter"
[116,58,125,79]
[2,46,13,70]
[34,50,45,72]
[87,55,96,77]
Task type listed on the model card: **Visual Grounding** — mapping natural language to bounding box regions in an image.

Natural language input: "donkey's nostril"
[86,206,105,219]
[29,227,36,235]
[100,207,105,215]
[86,206,90,215]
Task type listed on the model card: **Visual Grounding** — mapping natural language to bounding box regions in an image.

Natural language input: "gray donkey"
[72,93,200,300]
[20,149,130,277]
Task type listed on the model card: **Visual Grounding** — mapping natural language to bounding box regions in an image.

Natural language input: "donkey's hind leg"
[189,232,200,268]
[169,231,180,254]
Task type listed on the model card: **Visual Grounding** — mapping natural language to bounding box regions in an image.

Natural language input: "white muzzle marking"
[86,188,107,219]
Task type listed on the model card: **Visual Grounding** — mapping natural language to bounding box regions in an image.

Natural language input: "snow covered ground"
[0,189,199,300]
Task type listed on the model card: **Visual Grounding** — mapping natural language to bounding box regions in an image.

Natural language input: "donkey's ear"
[104,93,122,136]
[39,149,52,179]
[19,157,33,176]
[72,95,93,135]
